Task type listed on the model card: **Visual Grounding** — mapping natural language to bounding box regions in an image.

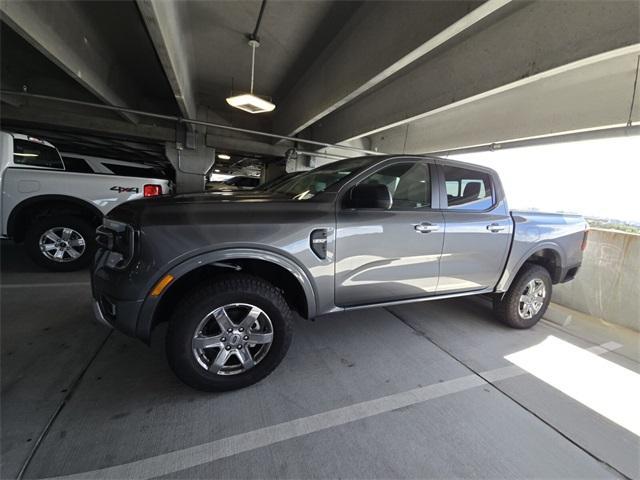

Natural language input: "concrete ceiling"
[366,46,640,154]
[1,0,639,159]
[186,1,360,110]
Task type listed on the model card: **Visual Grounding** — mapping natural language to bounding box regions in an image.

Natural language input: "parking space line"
[39,341,619,480]
[1,282,90,289]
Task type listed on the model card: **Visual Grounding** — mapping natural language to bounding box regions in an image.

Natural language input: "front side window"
[360,162,431,209]
[13,140,63,169]
[269,156,374,200]
[443,165,494,211]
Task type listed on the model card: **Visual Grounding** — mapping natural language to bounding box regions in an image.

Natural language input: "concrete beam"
[0,1,139,123]
[308,0,640,145]
[137,0,196,123]
[274,0,509,137]
[368,46,640,154]
[205,133,289,158]
[1,103,175,143]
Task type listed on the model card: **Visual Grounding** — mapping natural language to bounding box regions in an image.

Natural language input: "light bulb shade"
[226,93,275,114]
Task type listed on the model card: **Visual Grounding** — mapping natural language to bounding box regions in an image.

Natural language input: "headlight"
[96,219,137,270]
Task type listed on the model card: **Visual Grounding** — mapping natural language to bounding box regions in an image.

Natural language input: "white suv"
[0,131,173,271]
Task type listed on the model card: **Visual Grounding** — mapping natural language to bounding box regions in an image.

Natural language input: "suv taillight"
[144,184,162,197]
[581,229,589,251]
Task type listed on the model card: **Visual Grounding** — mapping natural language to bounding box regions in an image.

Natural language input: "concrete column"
[263,162,287,183]
[165,133,215,193]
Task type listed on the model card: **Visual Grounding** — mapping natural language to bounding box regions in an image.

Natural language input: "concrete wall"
[553,229,640,332]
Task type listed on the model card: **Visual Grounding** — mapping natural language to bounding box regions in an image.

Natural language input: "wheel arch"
[496,243,565,293]
[8,195,103,241]
[138,248,318,342]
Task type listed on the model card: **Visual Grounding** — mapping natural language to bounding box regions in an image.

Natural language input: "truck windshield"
[267,156,374,199]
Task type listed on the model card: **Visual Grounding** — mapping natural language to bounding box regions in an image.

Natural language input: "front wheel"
[24,215,96,272]
[493,264,552,329]
[166,274,293,392]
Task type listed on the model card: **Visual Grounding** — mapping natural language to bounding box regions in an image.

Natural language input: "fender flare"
[496,242,565,293]
[135,248,318,341]
[7,194,103,238]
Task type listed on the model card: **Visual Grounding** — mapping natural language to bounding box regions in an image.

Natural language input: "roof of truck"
[2,131,57,149]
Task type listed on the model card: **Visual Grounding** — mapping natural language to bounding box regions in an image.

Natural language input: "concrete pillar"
[165,133,215,193]
[263,162,287,183]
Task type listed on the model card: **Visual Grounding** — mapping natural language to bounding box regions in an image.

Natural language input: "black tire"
[24,215,96,272]
[166,274,293,392]
[493,264,552,329]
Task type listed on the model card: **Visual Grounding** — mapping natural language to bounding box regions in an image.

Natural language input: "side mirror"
[345,184,392,209]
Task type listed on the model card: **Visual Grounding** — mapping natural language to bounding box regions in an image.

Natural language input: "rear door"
[436,162,512,293]
[335,159,445,306]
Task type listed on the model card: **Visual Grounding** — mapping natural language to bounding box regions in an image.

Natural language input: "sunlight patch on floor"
[505,335,640,436]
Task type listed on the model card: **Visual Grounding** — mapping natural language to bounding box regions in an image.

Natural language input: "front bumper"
[92,300,114,329]
[91,250,146,338]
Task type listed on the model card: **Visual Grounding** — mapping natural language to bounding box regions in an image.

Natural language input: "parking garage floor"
[2,242,639,480]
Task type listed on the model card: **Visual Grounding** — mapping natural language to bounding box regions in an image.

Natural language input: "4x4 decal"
[110,186,139,193]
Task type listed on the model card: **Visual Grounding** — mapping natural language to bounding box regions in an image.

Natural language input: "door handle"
[487,223,506,232]
[414,223,440,233]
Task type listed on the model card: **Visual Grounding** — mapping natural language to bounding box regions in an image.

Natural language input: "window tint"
[13,140,63,169]
[228,177,260,187]
[360,162,430,209]
[239,177,259,187]
[443,165,494,211]
[62,156,94,174]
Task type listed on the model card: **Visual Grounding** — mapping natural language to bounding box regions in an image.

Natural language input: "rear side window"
[62,156,94,174]
[13,140,63,169]
[443,165,494,211]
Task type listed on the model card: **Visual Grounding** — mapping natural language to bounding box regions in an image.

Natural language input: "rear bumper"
[558,262,581,284]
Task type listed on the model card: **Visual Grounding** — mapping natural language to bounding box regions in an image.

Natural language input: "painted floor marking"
[40,341,621,480]
[1,282,90,289]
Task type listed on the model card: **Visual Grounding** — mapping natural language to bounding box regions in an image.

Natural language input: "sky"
[448,134,640,223]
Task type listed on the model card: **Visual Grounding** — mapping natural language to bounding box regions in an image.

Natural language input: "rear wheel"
[24,215,95,271]
[493,264,552,329]
[166,274,293,391]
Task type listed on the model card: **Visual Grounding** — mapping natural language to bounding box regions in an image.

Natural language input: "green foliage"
[587,219,640,234]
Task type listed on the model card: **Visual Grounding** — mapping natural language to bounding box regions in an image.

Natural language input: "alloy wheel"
[518,278,546,320]
[192,303,274,375]
[39,227,86,263]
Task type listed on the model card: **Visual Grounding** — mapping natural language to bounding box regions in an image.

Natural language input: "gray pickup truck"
[91,155,588,391]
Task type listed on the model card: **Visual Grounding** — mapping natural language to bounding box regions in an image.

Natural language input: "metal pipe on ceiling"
[0,90,383,156]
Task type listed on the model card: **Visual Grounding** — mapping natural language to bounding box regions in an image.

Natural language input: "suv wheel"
[493,264,552,329]
[25,215,95,272]
[166,274,293,391]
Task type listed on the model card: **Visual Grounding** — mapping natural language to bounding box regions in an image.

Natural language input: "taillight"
[144,184,162,197]
[581,229,589,251]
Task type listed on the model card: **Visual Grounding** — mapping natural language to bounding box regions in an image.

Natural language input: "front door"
[335,160,444,307]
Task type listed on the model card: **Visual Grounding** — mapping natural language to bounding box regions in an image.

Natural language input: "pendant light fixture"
[226,1,275,114]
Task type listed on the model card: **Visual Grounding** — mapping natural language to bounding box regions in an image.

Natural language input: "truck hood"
[106,189,317,227]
